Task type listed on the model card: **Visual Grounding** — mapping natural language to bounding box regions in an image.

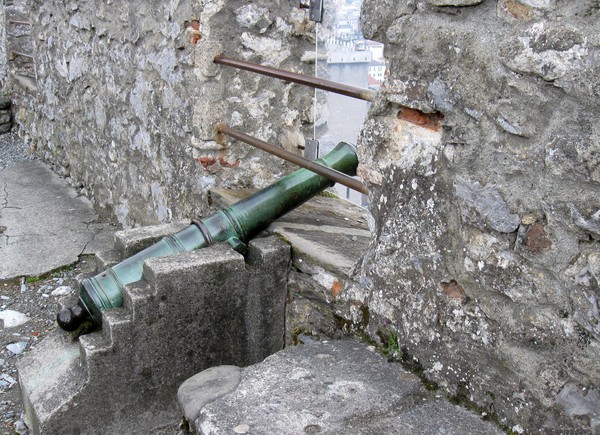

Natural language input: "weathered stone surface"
[454,179,520,233]
[0,161,115,280]
[208,188,372,343]
[358,0,600,433]
[181,338,504,434]
[0,6,6,87]
[8,0,315,228]
[428,0,484,6]
[0,111,11,124]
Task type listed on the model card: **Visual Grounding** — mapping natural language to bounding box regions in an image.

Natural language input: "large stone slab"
[0,161,115,280]
[179,338,504,434]
[210,188,371,275]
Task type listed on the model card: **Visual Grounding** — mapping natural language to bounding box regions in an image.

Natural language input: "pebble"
[51,285,73,296]
[14,419,28,434]
[6,342,28,355]
[233,424,250,434]
[0,310,30,328]
[1,375,16,387]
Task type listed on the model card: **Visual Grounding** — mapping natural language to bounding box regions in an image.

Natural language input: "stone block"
[93,249,121,270]
[178,338,504,434]
[114,221,188,258]
[18,228,290,433]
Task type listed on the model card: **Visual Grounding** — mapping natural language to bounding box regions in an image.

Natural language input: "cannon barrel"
[57,142,359,331]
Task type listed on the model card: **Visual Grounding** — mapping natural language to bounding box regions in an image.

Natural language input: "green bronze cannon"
[57,142,359,331]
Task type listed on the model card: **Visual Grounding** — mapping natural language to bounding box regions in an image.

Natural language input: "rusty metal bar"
[10,51,34,60]
[217,123,368,195]
[9,20,32,26]
[214,54,376,102]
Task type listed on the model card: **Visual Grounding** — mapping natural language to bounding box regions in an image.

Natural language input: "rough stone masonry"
[2,0,600,433]
[5,0,316,228]
[356,0,600,432]
[0,4,6,88]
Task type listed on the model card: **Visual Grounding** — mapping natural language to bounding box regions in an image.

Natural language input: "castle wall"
[356,1,600,432]
[8,0,315,228]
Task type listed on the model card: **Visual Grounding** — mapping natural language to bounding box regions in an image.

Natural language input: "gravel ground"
[0,265,94,435]
[0,130,91,434]
[0,131,34,171]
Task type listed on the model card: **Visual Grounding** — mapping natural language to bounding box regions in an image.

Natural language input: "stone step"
[78,330,111,357]
[114,221,188,258]
[178,338,504,435]
[94,248,121,270]
[101,309,133,344]
[122,280,154,312]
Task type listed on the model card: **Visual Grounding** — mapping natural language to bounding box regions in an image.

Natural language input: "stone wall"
[10,0,315,228]
[356,0,600,432]
[0,5,6,88]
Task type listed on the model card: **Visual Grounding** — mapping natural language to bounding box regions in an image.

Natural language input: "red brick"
[397,107,444,131]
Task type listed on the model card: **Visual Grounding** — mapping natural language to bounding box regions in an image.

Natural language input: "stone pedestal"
[17,225,290,434]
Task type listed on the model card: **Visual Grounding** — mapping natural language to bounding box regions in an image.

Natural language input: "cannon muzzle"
[57,142,359,331]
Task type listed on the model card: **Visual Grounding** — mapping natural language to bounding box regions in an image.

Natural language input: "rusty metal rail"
[217,123,368,195]
[214,54,376,102]
[9,20,32,26]
[10,51,34,60]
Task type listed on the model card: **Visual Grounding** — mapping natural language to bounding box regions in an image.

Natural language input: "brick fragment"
[524,222,552,252]
[397,107,443,131]
[439,280,468,304]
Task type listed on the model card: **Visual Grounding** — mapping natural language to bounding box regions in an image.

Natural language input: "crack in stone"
[0,182,8,210]
[78,228,99,257]
[1,182,8,245]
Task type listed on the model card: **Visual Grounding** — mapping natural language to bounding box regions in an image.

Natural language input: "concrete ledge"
[0,161,115,280]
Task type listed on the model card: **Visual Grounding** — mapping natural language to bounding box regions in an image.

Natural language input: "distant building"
[368,61,386,82]
[367,75,382,90]
[367,41,384,62]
